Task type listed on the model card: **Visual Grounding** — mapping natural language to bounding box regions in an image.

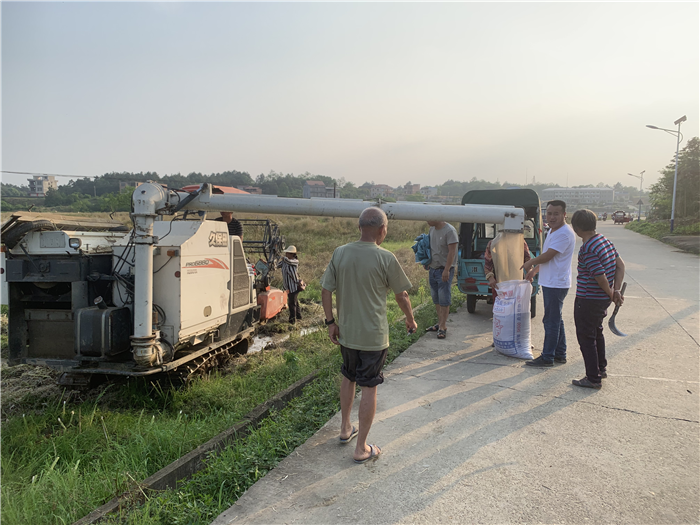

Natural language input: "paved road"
[213,222,699,524]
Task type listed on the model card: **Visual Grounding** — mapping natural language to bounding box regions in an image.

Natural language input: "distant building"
[541,187,614,205]
[420,186,438,197]
[303,180,326,198]
[395,184,419,197]
[119,181,143,192]
[370,184,393,198]
[28,175,58,197]
[237,186,263,194]
[303,180,339,199]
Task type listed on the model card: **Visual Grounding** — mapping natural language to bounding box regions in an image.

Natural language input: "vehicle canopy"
[457,188,542,316]
[459,188,542,259]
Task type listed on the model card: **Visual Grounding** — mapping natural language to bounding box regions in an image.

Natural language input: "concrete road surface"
[213,222,699,524]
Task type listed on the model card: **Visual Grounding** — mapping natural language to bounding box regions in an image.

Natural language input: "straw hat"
[284,245,297,254]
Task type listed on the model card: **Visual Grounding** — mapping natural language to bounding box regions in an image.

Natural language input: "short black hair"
[571,209,597,232]
[546,200,567,212]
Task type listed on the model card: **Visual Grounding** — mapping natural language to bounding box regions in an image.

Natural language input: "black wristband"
[325,318,336,326]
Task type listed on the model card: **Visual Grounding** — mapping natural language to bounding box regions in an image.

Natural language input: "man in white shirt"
[521,200,576,367]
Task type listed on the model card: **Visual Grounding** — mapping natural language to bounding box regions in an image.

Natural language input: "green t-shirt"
[321,241,412,351]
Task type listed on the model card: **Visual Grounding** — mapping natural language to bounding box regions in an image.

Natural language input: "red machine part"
[258,288,288,320]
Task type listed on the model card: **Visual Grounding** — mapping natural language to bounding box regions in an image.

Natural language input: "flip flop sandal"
[354,444,381,464]
[425,324,440,332]
[437,329,447,339]
[339,426,359,444]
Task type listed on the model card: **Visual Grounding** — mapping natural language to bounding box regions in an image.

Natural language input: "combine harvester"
[1,182,524,385]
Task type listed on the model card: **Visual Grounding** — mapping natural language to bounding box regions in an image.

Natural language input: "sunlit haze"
[2,2,698,189]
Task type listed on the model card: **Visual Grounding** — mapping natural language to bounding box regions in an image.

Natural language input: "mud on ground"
[0,302,327,421]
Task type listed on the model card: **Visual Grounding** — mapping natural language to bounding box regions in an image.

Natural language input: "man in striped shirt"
[571,210,625,389]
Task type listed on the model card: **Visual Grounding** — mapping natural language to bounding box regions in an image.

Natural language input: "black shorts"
[340,346,388,388]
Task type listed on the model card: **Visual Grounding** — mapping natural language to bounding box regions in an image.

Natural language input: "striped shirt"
[576,234,618,299]
[278,257,300,293]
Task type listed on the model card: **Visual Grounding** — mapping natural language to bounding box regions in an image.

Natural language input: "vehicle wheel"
[467,295,477,314]
[530,296,537,318]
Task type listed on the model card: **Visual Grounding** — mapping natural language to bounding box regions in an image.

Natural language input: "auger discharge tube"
[171,183,526,231]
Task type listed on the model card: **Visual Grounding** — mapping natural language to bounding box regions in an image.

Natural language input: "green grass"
[1,305,8,358]
[0,337,337,524]
[625,219,700,239]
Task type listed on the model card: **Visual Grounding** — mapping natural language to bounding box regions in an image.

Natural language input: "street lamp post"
[646,115,686,233]
[627,170,645,221]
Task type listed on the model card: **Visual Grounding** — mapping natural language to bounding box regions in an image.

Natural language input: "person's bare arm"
[395,290,418,333]
[612,256,625,306]
[525,265,540,282]
[484,242,496,287]
[594,273,614,301]
[321,288,340,345]
[521,248,559,272]
[442,242,458,282]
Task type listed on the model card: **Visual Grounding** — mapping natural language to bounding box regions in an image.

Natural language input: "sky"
[2,2,698,191]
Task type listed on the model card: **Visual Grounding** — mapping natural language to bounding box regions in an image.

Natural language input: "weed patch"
[626,219,700,239]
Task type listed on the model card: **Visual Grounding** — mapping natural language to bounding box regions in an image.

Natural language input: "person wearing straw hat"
[278,245,304,324]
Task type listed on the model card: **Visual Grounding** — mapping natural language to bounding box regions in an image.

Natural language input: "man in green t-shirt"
[321,207,417,464]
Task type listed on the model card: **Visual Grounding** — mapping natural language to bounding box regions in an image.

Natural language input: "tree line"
[1,161,670,215]
[647,137,699,221]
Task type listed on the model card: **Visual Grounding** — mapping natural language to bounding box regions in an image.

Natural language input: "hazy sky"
[2,2,698,190]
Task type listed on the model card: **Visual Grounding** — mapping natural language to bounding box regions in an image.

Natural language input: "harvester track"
[175,335,251,384]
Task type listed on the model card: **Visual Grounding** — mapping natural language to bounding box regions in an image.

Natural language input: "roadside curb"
[73,370,321,525]
[661,235,700,255]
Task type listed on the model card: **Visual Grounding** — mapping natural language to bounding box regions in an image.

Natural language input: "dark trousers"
[288,291,301,322]
[574,297,611,384]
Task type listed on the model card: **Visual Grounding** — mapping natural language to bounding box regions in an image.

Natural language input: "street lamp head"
[646,125,660,129]
[674,115,687,126]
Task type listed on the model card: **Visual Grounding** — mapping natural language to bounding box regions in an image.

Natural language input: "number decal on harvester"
[208,231,228,247]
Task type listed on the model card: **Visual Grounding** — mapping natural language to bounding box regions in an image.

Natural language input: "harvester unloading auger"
[3,182,524,385]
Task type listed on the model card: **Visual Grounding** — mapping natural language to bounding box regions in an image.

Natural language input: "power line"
[1,170,93,179]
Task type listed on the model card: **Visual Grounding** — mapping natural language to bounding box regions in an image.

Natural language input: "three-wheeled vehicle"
[457,189,542,318]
